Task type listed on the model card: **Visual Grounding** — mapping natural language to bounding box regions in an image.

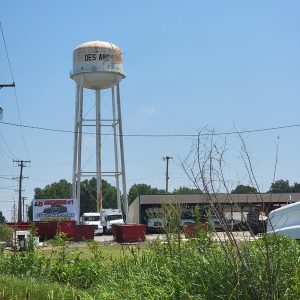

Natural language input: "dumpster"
[73,225,94,242]
[59,221,76,239]
[184,223,207,238]
[113,224,146,243]
[6,222,31,231]
[36,222,58,241]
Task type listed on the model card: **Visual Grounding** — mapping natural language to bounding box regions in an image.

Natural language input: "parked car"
[147,217,164,233]
[207,215,224,231]
[180,218,196,229]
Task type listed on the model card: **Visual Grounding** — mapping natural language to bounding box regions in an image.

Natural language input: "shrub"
[0,224,13,242]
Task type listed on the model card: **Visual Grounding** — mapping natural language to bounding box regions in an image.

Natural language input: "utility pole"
[0,82,15,120]
[163,156,173,193]
[14,160,30,222]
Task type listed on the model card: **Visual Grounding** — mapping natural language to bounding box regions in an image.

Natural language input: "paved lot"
[94,231,255,243]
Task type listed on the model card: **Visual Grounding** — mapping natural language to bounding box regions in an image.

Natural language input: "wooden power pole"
[14,160,30,222]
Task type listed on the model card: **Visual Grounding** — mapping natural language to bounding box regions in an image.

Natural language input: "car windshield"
[84,216,100,221]
[181,219,195,224]
[107,215,122,221]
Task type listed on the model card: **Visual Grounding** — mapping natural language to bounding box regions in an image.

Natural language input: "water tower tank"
[71,41,125,89]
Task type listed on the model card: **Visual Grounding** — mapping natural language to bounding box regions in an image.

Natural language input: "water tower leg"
[116,83,128,223]
[76,82,84,219]
[95,89,102,212]
[112,86,121,210]
[72,84,80,201]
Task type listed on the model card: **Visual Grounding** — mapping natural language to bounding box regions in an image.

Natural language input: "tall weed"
[0,231,299,299]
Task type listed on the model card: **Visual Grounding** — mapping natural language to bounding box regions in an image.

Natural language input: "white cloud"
[134,107,159,129]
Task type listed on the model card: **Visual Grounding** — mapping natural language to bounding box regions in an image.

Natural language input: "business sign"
[32,199,78,222]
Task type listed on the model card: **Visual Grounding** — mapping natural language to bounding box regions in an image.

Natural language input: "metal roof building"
[128,193,300,224]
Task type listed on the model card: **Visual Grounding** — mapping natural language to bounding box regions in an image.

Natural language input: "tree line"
[26,178,300,220]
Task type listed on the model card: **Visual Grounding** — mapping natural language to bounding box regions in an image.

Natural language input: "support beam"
[95,89,102,212]
[112,86,121,210]
[116,83,128,223]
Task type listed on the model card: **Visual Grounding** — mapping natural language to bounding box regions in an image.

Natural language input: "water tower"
[70,41,128,223]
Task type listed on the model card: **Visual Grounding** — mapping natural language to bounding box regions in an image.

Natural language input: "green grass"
[38,242,145,260]
[1,234,300,299]
[0,274,92,300]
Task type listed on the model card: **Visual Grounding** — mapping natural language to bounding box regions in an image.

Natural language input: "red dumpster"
[6,222,31,231]
[36,222,58,241]
[59,221,76,239]
[73,225,94,242]
[184,223,207,238]
[113,224,146,243]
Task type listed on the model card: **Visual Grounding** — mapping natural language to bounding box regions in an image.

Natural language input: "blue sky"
[0,1,300,220]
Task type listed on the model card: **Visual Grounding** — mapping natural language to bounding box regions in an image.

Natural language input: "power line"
[0,22,14,82]
[0,129,14,158]
[127,172,165,183]
[0,147,11,170]
[0,186,17,190]
[11,89,31,160]
[0,22,30,160]
[0,120,299,137]
[0,176,14,180]
[0,140,12,160]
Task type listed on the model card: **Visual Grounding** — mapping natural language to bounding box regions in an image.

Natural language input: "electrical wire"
[0,22,30,160]
[0,129,14,158]
[0,194,14,199]
[127,172,165,183]
[0,186,17,191]
[0,120,299,137]
[0,147,11,170]
[81,182,112,210]
[0,22,14,81]
[0,176,14,180]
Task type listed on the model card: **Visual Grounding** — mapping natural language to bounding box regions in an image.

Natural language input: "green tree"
[173,186,200,194]
[80,178,97,214]
[80,178,117,214]
[0,211,5,223]
[269,180,291,193]
[291,182,300,193]
[34,179,71,199]
[128,183,165,205]
[231,185,258,194]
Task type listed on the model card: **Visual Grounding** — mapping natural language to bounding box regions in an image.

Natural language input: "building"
[128,193,300,224]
